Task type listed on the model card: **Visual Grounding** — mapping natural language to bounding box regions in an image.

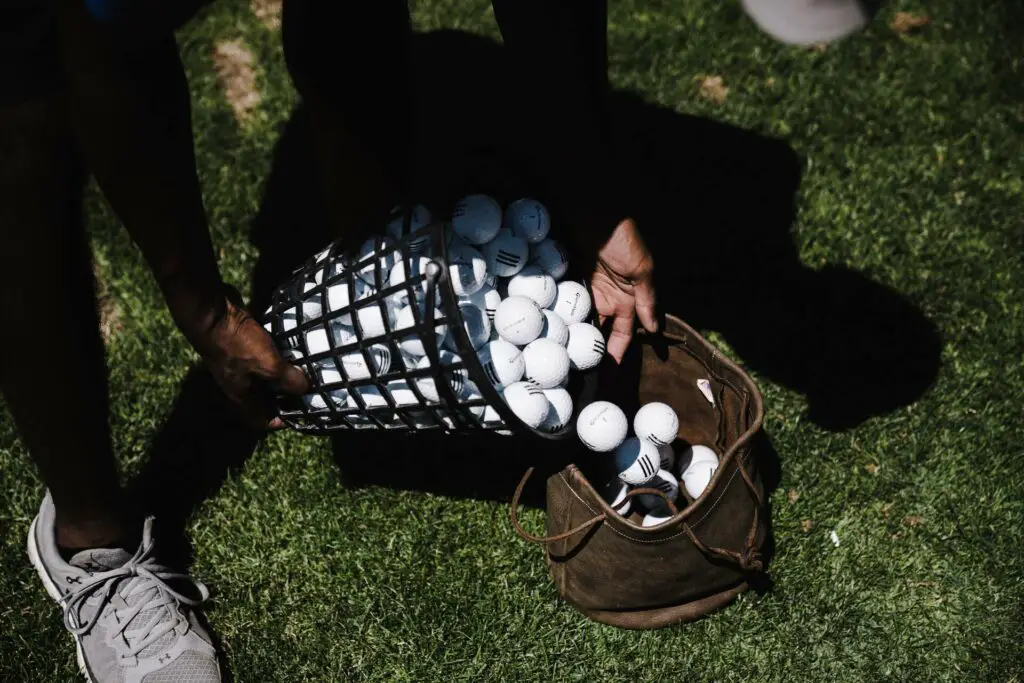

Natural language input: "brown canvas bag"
[511,314,768,629]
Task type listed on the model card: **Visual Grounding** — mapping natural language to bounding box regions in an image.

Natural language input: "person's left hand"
[590,217,658,363]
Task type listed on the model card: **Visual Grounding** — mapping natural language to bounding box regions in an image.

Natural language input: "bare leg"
[0,93,134,551]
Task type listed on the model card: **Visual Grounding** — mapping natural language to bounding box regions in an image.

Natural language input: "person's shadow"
[128,29,938,573]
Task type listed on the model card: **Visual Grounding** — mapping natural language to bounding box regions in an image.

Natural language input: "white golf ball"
[612,437,661,485]
[393,302,448,357]
[551,281,592,325]
[503,198,551,244]
[658,444,676,472]
[384,380,422,413]
[676,444,720,476]
[634,469,680,515]
[351,302,392,340]
[302,389,348,411]
[304,321,355,355]
[539,387,573,432]
[326,278,371,324]
[634,402,680,448]
[482,232,529,277]
[476,339,525,390]
[299,281,326,321]
[539,310,569,346]
[522,338,570,389]
[443,302,491,351]
[505,265,557,309]
[413,350,467,403]
[446,241,487,297]
[462,284,501,329]
[680,450,719,500]
[566,322,606,371]
[313,358,343,385]
[598,478,632,517]
[354,236,398,286]
[528,238,569,280]
[388,255,433,305]
[576,401,628,452]
[347,386,402,426]
[452,194,502,245]
[384,204,432,253]
[494,296,544,346]
[501,380,549,429]
[642,513,674,528]
[338,344,391,381]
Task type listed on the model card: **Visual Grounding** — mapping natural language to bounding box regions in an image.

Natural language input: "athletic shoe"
[27,492,222,682]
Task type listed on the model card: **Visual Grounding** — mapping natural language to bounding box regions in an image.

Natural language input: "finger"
[605,312,635,364]
[268,416,285,430]
[633,275,658,334]
[275,360,312,395]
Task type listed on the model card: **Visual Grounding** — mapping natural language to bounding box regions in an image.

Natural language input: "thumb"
[633,274,658,334]
[274,357,311,395]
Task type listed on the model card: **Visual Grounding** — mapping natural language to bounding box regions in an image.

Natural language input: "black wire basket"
[261,205,593,439]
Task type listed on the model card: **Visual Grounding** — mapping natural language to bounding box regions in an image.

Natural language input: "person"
[1,0,657,680]
[2,0,872,679]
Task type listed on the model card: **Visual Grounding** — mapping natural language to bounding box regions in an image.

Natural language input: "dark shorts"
[0,0,62,103]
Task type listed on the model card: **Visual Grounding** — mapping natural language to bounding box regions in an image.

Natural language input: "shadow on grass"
[129,29,939,574]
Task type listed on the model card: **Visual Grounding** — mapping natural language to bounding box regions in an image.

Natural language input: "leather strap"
[510,467,606,544]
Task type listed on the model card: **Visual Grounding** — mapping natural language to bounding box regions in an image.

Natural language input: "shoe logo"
[158,654,173,664]
[65,576,82,585]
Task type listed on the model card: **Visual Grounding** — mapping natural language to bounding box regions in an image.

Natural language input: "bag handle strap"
[622,487,680,516]
[511,460,764,573]
[679,455,764,572]
[510,467,606,545]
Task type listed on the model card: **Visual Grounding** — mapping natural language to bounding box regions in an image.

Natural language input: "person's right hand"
[185,291,310,430]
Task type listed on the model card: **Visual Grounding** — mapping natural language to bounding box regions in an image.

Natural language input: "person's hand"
[590,217,658,363]
[184,290,310,430]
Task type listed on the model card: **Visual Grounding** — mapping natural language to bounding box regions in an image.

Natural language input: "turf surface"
[2,1,1023,681]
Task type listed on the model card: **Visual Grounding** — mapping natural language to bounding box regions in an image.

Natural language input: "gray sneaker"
[27,492,222,683]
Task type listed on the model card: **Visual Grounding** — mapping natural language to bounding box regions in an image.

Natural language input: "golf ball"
[494,296,544,346]
[634,402,680,448]
[506,265,557,309]
[576,401,628,452]
[501,380,549,429]
[550,281,591,324]
[452,194,502,245]
[612,437,661,485]
[476,338,525,390]
[503,198,551,244]
[522,338,570,389]
[565,322,606,371]
[482,232,529,277]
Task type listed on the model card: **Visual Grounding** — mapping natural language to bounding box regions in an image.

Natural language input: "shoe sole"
[26,516,97,683]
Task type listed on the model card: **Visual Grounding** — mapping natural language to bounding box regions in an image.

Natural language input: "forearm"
[56,0,225,342]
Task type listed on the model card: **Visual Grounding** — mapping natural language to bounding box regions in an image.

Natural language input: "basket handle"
[510,467,606,545]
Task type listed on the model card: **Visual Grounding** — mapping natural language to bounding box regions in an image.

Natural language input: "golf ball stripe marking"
[495,250,520,266]
[638,454,656,479]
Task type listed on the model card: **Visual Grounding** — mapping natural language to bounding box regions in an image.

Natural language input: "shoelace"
[63,537,210,660]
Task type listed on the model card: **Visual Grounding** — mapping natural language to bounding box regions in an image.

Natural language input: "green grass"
[2,0,1023,681]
